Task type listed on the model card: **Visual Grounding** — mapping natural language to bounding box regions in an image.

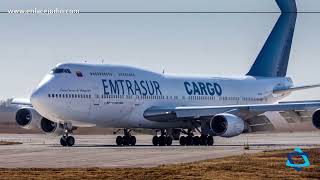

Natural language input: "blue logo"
[286,147,310,171]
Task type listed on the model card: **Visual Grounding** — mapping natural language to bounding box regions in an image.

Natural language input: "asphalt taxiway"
[0,132,319,168]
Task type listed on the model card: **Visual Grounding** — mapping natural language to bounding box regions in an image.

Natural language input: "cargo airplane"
[9,0,320,146]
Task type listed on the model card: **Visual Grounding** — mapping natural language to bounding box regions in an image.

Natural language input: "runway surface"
[0,132,320,168]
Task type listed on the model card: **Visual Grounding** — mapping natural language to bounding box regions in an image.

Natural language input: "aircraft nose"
[30,87,43,107]
[31,74,53,110]
[30,85,47,110]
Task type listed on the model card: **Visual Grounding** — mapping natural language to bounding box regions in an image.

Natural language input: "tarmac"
[0,132,319,168]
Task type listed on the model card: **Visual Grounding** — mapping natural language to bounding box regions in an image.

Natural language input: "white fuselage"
[31,63,293,129]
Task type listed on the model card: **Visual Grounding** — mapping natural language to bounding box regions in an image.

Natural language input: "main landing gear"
[60,123,75,147]
[152,129,172,146]
[116,129,136,146]
[179,129,214,146]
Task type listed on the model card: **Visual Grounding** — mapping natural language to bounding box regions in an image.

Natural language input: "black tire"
[200,135,207,146]
[207,136,214,146]
[152,136,159,146]
[116,136,123,146]
[186,136,193,146]
[66,136,75,146]
[123,136,129,146]
[129,136,136,146]
[193,136,200,146]
[60,137,67,146]
[166,136,173,146]
[179,136,186,146]
[159,136,166,146]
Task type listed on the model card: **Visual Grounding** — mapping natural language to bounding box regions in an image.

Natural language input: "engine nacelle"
[40,118,64,136]
[15,108,42,129]
[15,108,64,136]
[210,113,245,138]
[312,109,320,129]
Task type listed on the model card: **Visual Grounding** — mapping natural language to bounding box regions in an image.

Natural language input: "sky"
[1,0,320,101]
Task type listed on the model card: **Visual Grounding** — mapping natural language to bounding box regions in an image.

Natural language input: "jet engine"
[312,109,320,129]
[15,108,42,129]
[40,118,64,136]
[210,113,245,138]
[15,108,64,136]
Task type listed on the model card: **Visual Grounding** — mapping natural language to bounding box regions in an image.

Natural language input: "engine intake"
[40,118,64,136]
[312,109,320,129]
[210,113,245,138]
[16,109,32,126]
[15,108,41,129]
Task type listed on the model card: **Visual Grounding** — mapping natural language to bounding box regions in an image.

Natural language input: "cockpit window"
[51,68,71,74]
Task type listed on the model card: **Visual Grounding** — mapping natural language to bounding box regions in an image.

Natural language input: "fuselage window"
[59,94,61,98]
[48,94,51,98]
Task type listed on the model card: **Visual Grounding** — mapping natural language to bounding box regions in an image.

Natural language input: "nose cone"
[31,74,53,110]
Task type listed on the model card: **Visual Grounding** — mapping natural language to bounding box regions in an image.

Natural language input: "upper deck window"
[51,68,71,74]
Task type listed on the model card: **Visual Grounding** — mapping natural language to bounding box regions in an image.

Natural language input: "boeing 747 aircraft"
[9,0,320,146]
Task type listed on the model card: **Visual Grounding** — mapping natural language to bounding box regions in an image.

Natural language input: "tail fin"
[247,0,297,77]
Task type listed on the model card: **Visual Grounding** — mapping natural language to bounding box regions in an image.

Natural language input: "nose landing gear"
[60,135,75,147]
[60,122,75,147]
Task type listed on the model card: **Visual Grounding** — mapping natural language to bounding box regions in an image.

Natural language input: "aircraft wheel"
[193,136,200,146]
[207,136,214,146]
[200,135,207,146]
[159,136,166,146]
[66,136,75,146]
[122,136,129,146]
[186,136,193,146]
[129,136,136,146]
[179,136,186,146]
[166,136,172,146]
[152,136,159,146]
[60,137,67,146]
[116,136,123,146]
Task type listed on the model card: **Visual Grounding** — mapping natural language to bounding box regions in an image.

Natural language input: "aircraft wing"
[144,101,320,122]
[0,98,31,108]
[10,98,32,106]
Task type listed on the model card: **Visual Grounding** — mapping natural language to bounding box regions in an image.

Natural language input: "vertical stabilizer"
[247,0,297,77]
